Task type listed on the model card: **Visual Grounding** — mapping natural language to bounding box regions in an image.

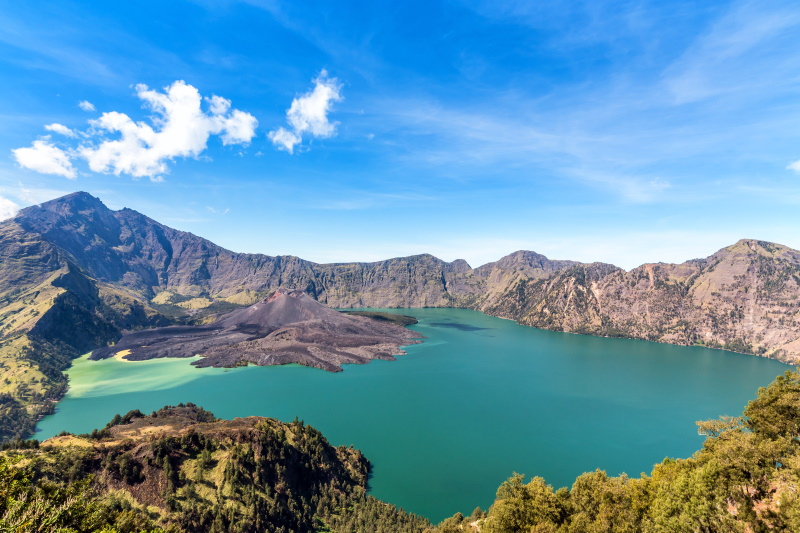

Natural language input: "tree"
[483,474,565,533]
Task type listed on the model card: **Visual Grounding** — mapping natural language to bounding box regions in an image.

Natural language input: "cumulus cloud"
[269,70,343,154]
[80,81,258,179]
[12,139,76,179]
[78,100,95,112]
[13,81,258,180]
[44,123,76,137]
[0,196,20,221]
[787,160,800,173]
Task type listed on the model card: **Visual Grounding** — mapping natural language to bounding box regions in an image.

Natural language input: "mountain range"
[1,191,799,440]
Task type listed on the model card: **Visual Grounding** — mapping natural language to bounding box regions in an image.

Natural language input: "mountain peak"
[265,287,308,303]
[35,191,106,212]
[722,239,794,258]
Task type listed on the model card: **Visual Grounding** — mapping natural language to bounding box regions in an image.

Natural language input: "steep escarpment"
[476,240,800,362]
[14,193,482,307]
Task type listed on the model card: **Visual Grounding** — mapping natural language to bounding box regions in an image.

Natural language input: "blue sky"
[2,0,800,269]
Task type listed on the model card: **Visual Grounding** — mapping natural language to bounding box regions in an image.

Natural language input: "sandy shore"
[113,349,135,363]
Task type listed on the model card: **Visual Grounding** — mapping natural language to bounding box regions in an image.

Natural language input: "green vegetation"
[1,404,430,533]
[0,270,170,441]
[148,291,246,323]
[340,311,419,327]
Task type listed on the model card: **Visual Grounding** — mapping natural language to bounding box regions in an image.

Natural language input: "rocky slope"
[480,240,800,363]
[1,191,800,440]
[92,288,421,371]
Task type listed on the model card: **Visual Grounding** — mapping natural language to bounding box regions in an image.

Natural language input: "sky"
[2,0,800,270]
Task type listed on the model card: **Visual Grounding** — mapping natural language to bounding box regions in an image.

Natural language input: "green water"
[37,308,789,522]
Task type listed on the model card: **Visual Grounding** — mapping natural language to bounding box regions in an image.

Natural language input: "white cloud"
[78,81,258,178]
[79,81,258,178]
[267,127,301,153]
[269,70,343,153]
[44,123,76,137]
[8,80,260,181]
[16,82,260,181]
[12,139,77,179]
[787,160,800,173]
[0,196,20,221]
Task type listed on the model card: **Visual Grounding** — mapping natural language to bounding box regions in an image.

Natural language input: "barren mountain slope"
[92,288,421,371]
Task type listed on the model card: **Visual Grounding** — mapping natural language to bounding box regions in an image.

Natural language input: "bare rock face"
[475,241,800,363]
[91,288,422,371]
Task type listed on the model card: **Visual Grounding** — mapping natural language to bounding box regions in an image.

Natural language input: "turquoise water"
[36,308,789,522]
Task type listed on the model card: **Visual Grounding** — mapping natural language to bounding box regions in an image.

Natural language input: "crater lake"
[36,308,789,522]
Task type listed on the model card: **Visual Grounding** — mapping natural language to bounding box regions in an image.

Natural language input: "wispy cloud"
[663,0,800,104]
[269,70,343,154]
[0,13,118,83]
[206,205,230,215]
[351,1,800,203]
[15,184,74,204]
[78,100,95,112]
[12,81,258,181]
[44,123,77,137]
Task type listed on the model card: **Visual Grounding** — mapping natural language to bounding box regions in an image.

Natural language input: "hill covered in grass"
[1,404,430,533]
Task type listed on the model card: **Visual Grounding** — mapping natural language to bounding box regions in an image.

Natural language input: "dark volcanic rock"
[92,288,422,371]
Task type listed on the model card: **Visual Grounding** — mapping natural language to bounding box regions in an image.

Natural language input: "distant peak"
[39,191,106,210]
[724,239,788,256]
[265,288,307,303]
[63,191,95,200]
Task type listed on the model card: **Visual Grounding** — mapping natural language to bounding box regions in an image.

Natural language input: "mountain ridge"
[1,191,800,440]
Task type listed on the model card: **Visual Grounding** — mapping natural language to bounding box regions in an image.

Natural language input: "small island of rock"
[91,288,421,371]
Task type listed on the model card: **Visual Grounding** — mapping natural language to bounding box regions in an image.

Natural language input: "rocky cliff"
[477,240,800,363]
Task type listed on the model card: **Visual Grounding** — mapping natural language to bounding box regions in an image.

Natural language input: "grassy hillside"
[1,404,429,533]
[0,218,175,439]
